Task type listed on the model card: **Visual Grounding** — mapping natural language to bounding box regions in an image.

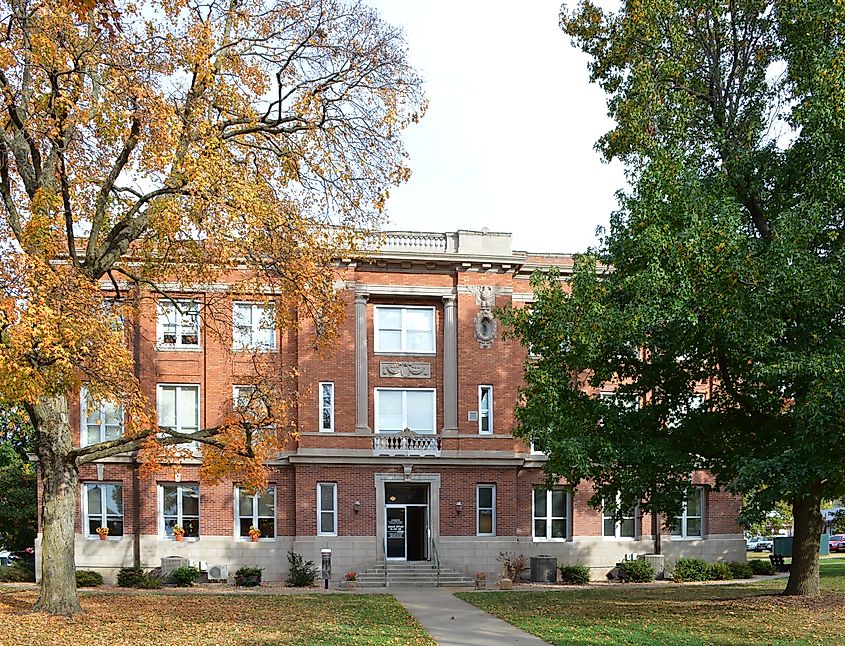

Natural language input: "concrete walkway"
[393,588,551,646]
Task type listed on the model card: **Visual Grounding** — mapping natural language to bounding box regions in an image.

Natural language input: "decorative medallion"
[380,362,432,378]
[468,285,500,348]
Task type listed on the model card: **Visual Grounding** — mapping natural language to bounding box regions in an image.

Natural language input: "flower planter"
[98,533,107,541]
[250,535,259,542]
[175,534,184,542]
[346,581,356,592]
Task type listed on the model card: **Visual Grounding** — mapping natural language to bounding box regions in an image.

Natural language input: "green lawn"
[457,557,845,646]
[0,590,435,645]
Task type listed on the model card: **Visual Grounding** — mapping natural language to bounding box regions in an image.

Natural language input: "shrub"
[621,559,655,583]
[671,558,711,582]
[0,561,35,583]
[285,550,318,587]
[75,570,104,587]
[750,559,776,575]
[728,561,754,579]
[235,566,262,587]
[171,566,199,587]
[137,574,163,589]
[117,566,145,588]
[707,561,733,581]
[558,563,591,585]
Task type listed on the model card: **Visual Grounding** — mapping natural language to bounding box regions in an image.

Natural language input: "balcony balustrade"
[372,428,441,457]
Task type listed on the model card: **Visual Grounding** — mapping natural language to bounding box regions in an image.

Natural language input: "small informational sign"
[387,517,405,538]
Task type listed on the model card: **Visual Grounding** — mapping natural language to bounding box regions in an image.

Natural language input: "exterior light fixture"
[353,499,361,513]
[455,501,463,514]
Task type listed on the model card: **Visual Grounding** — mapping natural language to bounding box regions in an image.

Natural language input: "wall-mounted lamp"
[353,499,361,513]
[455,501,463,514]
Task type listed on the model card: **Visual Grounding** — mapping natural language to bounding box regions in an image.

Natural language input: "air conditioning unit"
[161,556,190,578]
[207,564,228,581]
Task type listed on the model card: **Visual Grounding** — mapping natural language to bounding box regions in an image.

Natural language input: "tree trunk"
[784,487,824,596]
[30,395,82,615]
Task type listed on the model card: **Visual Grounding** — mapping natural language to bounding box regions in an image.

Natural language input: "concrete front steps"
[356,562,475,588]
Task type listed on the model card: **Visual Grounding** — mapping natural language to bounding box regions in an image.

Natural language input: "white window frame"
[478,385,493,435]
[157,384,201,451]
[532,488,569,542]
[602,493,638,539]
[476,484,496,537]
[671,487,704,539]
[232,302,277,351]
[374,388,437,434]
[319,382,335,432]
[157,299,201,349]
[80,386,124,447]
[158,483,200,540]
[82,482,123,540]
[317,482,338,536]
[374,305,436,354]
[234,485,276,541]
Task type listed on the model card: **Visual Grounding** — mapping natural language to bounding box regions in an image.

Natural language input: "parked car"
[829,535,845,552]
[0,551,18,567]
[746,536,774,552]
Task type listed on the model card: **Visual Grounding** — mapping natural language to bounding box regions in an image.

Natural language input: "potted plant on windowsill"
[344,571,357,592]
[172,526,185,542]
[248,526,261,542]
[96,527,109,541]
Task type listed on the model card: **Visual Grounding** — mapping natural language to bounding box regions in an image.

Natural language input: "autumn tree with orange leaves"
[0,0,424,614]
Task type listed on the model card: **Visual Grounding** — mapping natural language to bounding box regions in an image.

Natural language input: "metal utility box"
[530,555,557,583]
[772,534,829,557]
[161,556,189,578]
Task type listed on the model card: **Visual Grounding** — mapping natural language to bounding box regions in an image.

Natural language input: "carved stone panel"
[380,362,432,379]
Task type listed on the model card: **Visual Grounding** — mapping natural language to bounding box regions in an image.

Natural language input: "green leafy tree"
[501,0,845,596]
[0,406,37,553]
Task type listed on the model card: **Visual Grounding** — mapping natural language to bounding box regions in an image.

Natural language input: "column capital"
[354,287,369,304]
[441,293,457,306]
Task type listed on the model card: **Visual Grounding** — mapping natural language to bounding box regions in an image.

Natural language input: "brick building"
[51,229,744,585]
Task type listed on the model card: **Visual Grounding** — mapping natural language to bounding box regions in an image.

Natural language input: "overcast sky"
[366,0,626,254]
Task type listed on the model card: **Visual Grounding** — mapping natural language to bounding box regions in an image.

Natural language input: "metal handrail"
[383,548,388,588]
[431,537,441,587]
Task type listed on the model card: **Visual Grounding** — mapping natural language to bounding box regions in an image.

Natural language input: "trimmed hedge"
[707,562,732,581]
[0,561,35,583]
[750,559,776,576]
[671,558,711,582]
[621,559,655,583]
[75,570,104,587]
[728,561,755,579]
[117,566,145,588]
[558,563,591,585]
[136,574,163,589]
[171,566,199,587]
[235,566,262,587]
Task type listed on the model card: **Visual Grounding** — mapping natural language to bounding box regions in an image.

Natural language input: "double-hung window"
[158,385,200,450]
[533,488,568,540]
[477,484,496,536]
[81,387,123,446]
[603,494,637,539]
[478,385,493,434]
[233,385,269,422]
[160,483,200,538]
[236,486,276,539]
[83,483,123,538]
[317,483,337,536]
[319,382,334,432]
[671,488,704,539]
[233,302,276,350]
[374,388,436,434]
[158,300,200,348]
[374,306,435,354]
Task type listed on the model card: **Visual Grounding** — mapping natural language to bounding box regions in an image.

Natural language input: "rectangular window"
[233,385,269,422]
[158,385,200,449]
[374,306,435,354]
[477,484,496,536]
[236,486,276,539]
[160,483,200,539]
[374,388,436,434]
[671,487,704,538]
[83,483,123,538]
[317,483,337,536]
[478,385,493,434]
[319,382,334,432]
[599,391,640,410]
[533,488,568,541]
[603,494,637,538]
[157,300,200,348]
[233,302,276,350]
[80,387,124,446]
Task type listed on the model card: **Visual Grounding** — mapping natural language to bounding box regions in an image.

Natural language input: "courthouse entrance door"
[384,483,429,561]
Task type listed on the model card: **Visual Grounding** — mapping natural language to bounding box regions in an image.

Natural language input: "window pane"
[257,517,275,538]
[103,402,122,426]
[104,424,121,441]
[406,391,434,431]
[551,519,566,538]
[88,517,102,535]
[179,387,198,428]
[105,485,122,515]
[158,388,176,427]
[551,490,566,518]
[404,308,432,331]
[378,330,402,351]
[406,330,434,352]
[378,391,403,432]
[257,490,274,517]
[620,517,635,538]
[238,491,253,517]
[687,518,702,537]
[86,425,101,446]
[603,517,616,537]
[378,308,402,329]
[234,304,251,326]
[534,519,547,538]
[320,511,334,534]
[162,486,177,516]
[107,518,123,537]
[479,510,493,534]
[671,521,683,536]
[478,487,493,508]
[182,518,199,538]
[320,484,334,511]
[87,485,102,515]
[239,518,253,537]
[182,486,199,516]
[687,490,702,516]
[533,489,547,517]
